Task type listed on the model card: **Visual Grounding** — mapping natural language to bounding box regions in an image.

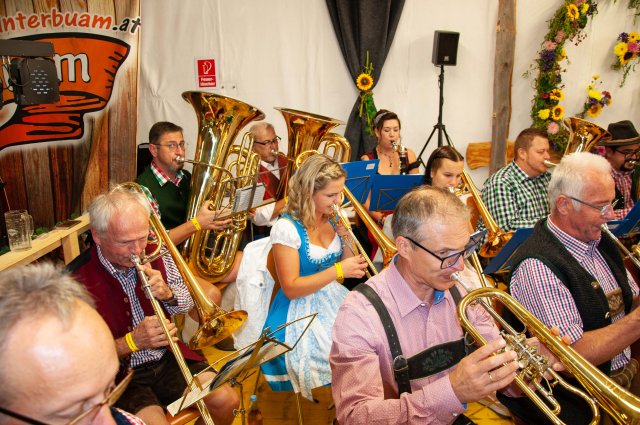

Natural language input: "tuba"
[181,91,265,282]
[563,117,612,157]
[455,279,640,425]
[120,182,248,350]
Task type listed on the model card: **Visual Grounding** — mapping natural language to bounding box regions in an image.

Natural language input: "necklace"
[377,147,395,168]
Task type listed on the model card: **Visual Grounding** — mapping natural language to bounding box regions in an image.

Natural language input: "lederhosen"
[354,283,476,425]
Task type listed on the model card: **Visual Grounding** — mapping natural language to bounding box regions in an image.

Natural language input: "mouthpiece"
[175,156,186,164]
[544,160,557,168]
[270,149,279,156]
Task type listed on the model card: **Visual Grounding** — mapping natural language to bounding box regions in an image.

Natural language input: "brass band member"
[261,154,368,400]
[330,186,550,425]
[69,188,239,425]
[480,128,552,232]
[506,152,640,425]
[600,120,640,219]
[0,263,144,425]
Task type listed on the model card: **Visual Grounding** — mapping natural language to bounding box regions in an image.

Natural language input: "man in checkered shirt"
[600,120,640,220]
[503,152,640,425]
[479,128,552,232]
[70,187,239,425]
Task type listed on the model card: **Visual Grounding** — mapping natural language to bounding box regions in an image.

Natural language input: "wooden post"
[490,0,516,175]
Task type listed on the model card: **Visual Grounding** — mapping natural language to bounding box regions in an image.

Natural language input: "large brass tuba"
[181,92,265,282]
[456,282,640,425]
[563,116,612,157]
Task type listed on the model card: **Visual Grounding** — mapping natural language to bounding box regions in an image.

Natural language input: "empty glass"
[5,210,33,252]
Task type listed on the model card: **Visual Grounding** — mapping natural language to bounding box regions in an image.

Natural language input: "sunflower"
[629,32,640,42]
[552,105,564,121]
[588,89,602,101]
[550,88,564,101]
[587,104,603,118]
[614,42,628,57]
[566,4,580,21]
[580,3,589,14]
[356,73,374,91]
[537,109,551,120]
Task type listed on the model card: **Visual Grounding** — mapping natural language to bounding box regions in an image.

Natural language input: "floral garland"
[527,0,598,151]
[576,75,613,117]
[612,31,640,87]
[355,51,377,136]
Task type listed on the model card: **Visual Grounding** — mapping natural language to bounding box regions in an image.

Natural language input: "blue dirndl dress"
[260,214,349,400]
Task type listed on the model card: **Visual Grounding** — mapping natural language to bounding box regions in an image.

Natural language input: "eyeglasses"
[568,196,619,217]
[0,369,133,425]
[253,136,281,146]
[403,236,480,269]
[151,141,186,151]
[614,147,640,157]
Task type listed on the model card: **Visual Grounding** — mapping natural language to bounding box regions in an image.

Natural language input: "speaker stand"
[417,65,454,166]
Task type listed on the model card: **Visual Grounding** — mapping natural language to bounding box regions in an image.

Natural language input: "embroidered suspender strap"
[354,283,412,395]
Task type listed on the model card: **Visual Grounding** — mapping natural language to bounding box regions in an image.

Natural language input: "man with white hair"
[505,152,640,425]
[0,263,144,425]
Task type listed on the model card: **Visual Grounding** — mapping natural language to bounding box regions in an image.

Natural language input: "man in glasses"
[506,152,640,424]
[69,188,239,425]
[600,120,640,219]
[330,186,527,424]
[0,263,144,425]
[248,122,289,235]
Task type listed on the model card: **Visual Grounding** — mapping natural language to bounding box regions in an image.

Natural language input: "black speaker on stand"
[417,31,460,164]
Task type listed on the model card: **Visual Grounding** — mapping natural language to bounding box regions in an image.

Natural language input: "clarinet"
[392,140,409,175]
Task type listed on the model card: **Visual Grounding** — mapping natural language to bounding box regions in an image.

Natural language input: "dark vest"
[509,218,633,374]
[136,167,192,230]
[69,245,202,363]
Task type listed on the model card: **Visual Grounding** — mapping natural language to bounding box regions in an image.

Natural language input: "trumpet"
[452,274,601,425]
[131,255,215,425]
[601,223,640,271]
[330,203,378,278]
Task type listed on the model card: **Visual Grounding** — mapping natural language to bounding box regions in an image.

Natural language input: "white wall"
[138,0,640,185]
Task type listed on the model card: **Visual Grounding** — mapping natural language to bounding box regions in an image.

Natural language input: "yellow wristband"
[125,332,139,352]
[334,262,344,284]
[191,217,202,231]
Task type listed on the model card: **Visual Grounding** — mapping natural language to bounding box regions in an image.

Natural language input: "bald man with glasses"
[505,152,640,425]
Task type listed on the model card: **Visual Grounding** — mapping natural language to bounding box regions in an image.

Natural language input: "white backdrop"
[138,0,640,185]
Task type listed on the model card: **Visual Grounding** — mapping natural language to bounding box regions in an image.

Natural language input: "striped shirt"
[510,218,639,371]
[479,161,551,232]
[96,245,194,368]
[612,168,634,219]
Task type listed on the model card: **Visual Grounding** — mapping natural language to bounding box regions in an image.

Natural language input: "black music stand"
[167,314,316,424]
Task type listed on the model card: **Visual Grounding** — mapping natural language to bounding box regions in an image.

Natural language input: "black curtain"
[326,0,405,160]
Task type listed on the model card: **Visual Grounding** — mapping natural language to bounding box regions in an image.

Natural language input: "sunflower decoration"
[356,51,378,136]
[577,75,612,119]
[612,32,640,87]
[551,105,565,121]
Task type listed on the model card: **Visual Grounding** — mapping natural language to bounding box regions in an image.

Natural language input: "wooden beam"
[490,0,516,175]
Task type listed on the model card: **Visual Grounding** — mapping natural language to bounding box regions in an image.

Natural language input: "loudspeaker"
[9,57,60,105]
[432,31,460,66]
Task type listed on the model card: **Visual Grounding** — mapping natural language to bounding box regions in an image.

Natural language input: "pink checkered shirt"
[510,218,639,371]
[612,168,634,219]
[330,259,502,425]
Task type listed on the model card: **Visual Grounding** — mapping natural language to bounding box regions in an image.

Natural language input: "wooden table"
[0,214,91,271]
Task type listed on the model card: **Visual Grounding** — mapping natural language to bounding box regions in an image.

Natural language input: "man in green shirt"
[479,128,552,232]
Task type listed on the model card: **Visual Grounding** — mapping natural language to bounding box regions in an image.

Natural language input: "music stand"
[416,65,454,167]
[369,174,424,211]
[483,228,534,275]
[210,169,280,221]
[167,314,317,424]
[341,159,379,204]
[609,200,640,237]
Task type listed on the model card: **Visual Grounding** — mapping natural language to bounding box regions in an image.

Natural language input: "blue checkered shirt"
[510,218,639,371]
[96,245,194,367]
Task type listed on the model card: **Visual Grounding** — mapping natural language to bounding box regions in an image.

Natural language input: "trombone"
[131,255,215,425]
[601,223,640,271]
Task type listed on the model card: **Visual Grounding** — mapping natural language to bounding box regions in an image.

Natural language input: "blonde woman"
[261,154,368,400]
